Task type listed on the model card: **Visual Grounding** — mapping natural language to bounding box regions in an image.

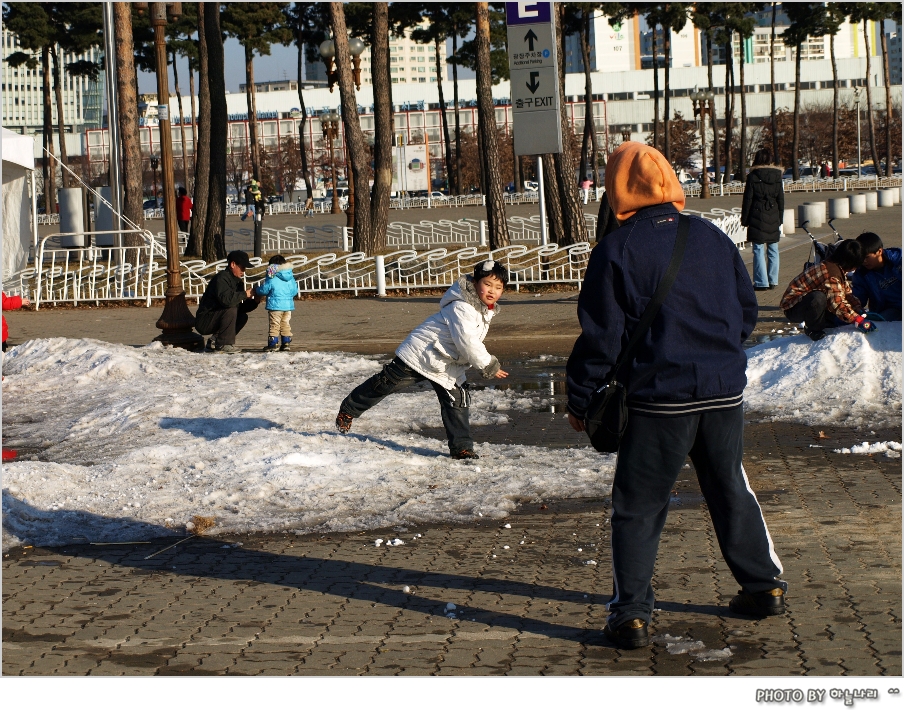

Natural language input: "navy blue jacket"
[850,247,902,314]
[566,204,758,418]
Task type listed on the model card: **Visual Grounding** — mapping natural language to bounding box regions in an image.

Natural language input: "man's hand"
[494,369,509,379]
[21,298,31,307]
[245,287,253,298]
[568,413,585,432]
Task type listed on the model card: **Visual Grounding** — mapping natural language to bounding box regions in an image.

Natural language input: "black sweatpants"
[784,291,829,332]
[607,404,785,626]
[201,299,257,346]
[340,357,473,454]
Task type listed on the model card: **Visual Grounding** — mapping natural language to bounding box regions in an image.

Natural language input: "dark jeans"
[784,291,829,332]
[178,220,189,232]
[607,404,785,626]
[200,300,257,346]
[340,357,473,454]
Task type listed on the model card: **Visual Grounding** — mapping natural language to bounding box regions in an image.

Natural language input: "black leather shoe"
[604,617,650,649]
[754,286,770,292]
[451,449,479,460]
[729,588,786,618]
[804,327,826,342]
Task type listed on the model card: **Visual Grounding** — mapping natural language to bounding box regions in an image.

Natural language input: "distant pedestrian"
[780,239,875,341]
[741,148,785,291]
[176,187,192,233]
[241,180,261,222]
[567,141,786,650]
[335,260,510,460]
[850,232,902,321]
[254,254,298,352]
[304,195,315,217]
[194,250,258,353]
[581,177,592,204]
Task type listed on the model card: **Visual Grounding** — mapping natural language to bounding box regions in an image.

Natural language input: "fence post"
[482,195,486,207]
[479,221,487,248]
[375,255,387,297]
[342,227,350,252]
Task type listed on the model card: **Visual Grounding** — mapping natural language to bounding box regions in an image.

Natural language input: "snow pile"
[744,324,902,427]
[833,441,902,458]
[2,338,613,550]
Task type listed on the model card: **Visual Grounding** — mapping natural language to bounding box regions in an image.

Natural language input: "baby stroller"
[801,218,844,271]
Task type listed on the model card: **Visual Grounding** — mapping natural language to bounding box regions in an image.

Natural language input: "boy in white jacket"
[336,260,509,459]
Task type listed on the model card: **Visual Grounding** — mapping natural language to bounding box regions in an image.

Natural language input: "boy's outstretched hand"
[494,369,509,379]
[567,413,585,432]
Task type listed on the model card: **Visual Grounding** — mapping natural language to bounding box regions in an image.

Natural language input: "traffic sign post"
[506,1,562,157]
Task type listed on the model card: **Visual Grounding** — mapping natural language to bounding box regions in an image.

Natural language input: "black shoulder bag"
[584,214,690,453]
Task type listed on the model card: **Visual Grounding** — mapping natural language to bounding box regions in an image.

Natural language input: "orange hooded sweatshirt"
[604,141,686,223]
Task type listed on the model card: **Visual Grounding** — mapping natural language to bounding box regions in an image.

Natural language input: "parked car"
[523,180,539,191]
[782,167,819,181]
[143,198,160,209]
[429,191,448,201]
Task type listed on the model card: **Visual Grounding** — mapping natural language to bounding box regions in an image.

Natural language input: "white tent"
[2,128,36,284]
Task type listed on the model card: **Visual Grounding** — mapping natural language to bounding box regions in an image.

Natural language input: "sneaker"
[604,618,650,649]
[451,449,480,460]
[280,336,292,352]
[217,344,240,354]
[336,411,353,434]
[729,588,786,618]
[804,327,826,342]
[205,337,217,352]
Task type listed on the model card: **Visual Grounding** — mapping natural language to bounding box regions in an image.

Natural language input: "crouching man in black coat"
[566,142,787,650]
[194,250,258,353]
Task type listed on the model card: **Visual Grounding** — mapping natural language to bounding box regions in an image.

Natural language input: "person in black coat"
[741,148,785,291]
[194,250,258,353]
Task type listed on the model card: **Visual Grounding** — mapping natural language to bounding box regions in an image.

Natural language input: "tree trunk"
[513,134,521,192]
[452,34,462,195]
[244,47,262,182]
[188,1,210,258]
[172,49,190,192]
[113,2,144,246]
[739,39,747,180]
[542,153,564,239]
[42,45,56,215]
[881,25,893,177]
[863,21,882,176]
[50,46,71,187]
[553,3,587,246]
[435,36,454,193]
[579,10,595,184]
[369,1,391,253]
[664,27,671,162]
[203,1,227,261]
[329,3,373,254]
[295,29,313,198]
[707,31,720,184]
[770,3,778,163]
[792,43,801,180]
[652,24,660,150]
[188,57,198,190]
[475,2,508,249]
[831,32,839,178]
[723,35,734,181]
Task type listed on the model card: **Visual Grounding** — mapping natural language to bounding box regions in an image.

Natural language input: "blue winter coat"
[255,267,298,311]
[566,204,758,419]
[850,247,902,314]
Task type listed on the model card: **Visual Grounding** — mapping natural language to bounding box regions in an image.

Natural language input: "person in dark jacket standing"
[741,148,785,291]
[566,142,787,650]
[194,250,258,353]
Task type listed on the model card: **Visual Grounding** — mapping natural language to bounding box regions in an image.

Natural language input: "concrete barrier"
[828,197,850,219]
[878,188,896,207]
[849,193,867,214]
[782,208,796,235]
[804,201,827,223]
[864,191,879,210]
[59,187,86,248]
[798,202,823,228]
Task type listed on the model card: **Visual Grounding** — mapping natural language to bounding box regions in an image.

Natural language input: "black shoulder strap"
[609,214,690,384]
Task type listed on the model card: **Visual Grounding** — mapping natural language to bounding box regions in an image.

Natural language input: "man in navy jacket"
[566,142,787,650]
[851,232,902,321]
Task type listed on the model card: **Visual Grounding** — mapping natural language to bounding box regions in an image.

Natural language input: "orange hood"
[604,142,686,222]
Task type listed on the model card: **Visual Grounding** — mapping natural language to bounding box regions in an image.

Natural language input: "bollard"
[797,203,823,228]
[828,197,850,219]
[375,254,387,297]
[479,220,487,247]
[863,191,878,210]
[782,208,796,235]
[892,187,901,205]
[59,187,86,247]
[849,193,867,214]
[341,227,350,252]
[878,188,895,207]
[804,201,826,224]
[94,186,115,246]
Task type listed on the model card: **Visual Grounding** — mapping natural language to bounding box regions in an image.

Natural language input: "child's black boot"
[280,336,292,352]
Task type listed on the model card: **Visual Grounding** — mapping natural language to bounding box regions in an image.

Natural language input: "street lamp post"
[319,36,365,92]
[621,127,632,144]
[138,1,202,349]
[150,155,160,205]
[320,111,341,214]
[854,87,862,179]
[691,89,715,199]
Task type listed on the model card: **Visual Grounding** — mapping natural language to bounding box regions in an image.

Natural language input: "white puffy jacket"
[396,275,501,390]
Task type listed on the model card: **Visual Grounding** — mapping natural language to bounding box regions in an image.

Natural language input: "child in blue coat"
[255,255,299,351]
